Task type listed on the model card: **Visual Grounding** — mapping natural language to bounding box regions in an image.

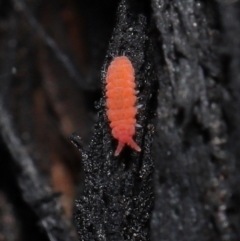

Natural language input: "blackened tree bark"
[73,1,155,240]
[151,1,240,241]
[74,0,240,241]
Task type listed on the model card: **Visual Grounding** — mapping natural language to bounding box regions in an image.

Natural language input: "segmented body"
[106,56,141,156]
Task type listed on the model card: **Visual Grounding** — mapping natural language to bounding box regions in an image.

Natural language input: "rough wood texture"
[151,1,240,241]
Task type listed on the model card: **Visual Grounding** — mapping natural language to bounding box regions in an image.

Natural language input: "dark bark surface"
[151,1,240,241]
[0,0,240,241]
[72,1,155,240]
